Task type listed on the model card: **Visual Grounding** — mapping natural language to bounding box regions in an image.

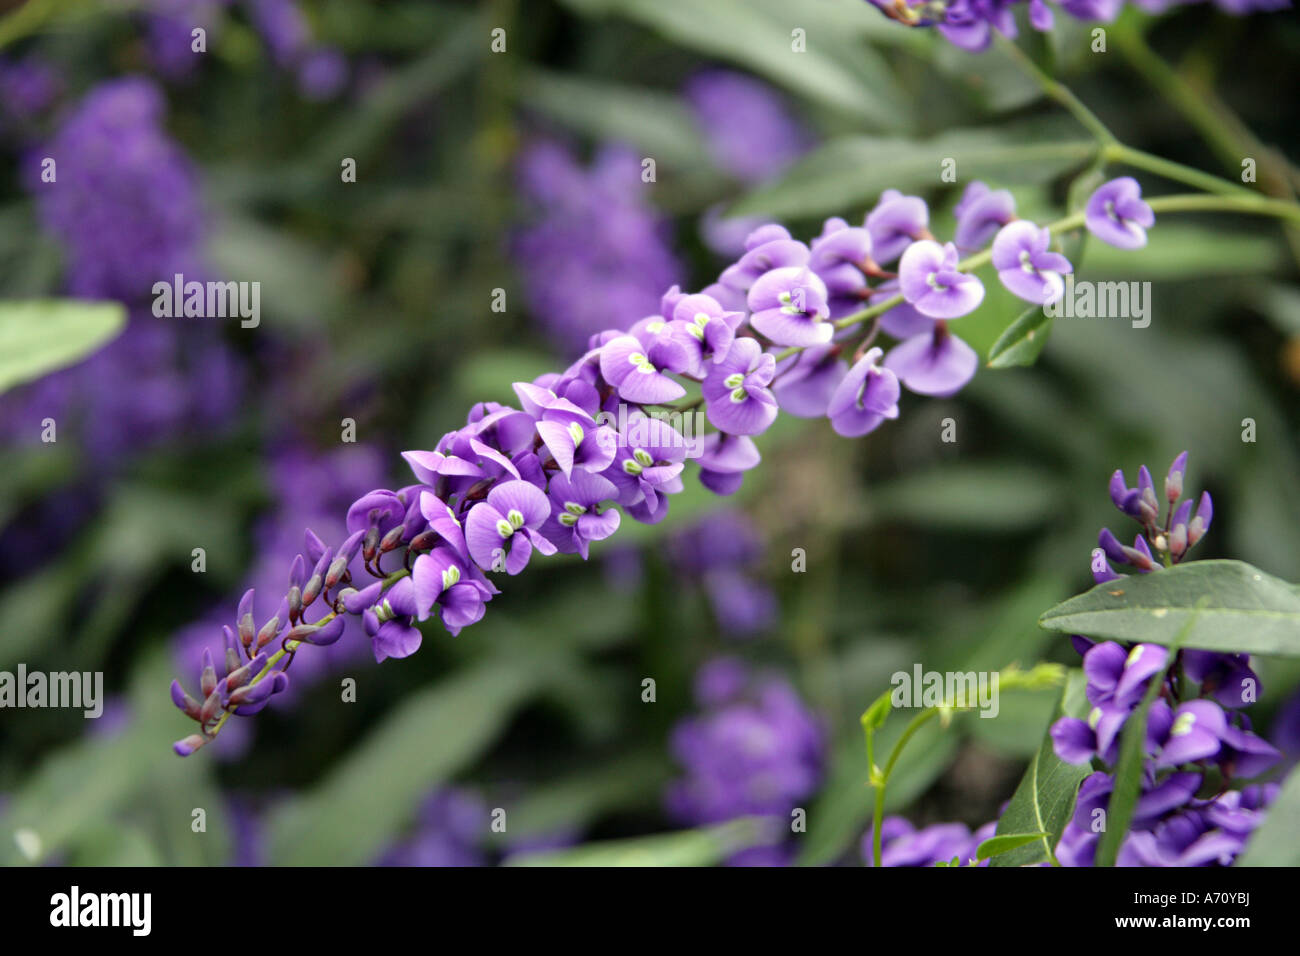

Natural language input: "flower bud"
[237,589,256,650]
[1165,451,1187,504]
[173,734,207,757]
[200,648,218,698]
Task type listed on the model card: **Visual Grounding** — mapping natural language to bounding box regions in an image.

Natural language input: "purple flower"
[747,266,832,347]
[667,660,824,864]
[539,470,621,559]
[953,181,1016,251]
[992,221,1073,305]
[702,338,778,436]
[898,240,985,319]
[598,334,687,404]
[1085,177,1156,250]
[684,69,811,184]
[771,345,849,419]
[464,480,557,574]
[864,817,996,867]
[866,190,929,263]
[696,433,761,496]
[826,347,900,438]
[513,141,681,352]
[883,322,978,397]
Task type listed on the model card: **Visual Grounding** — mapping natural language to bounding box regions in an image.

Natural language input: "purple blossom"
[898,240,985,319]
[1085,177,1156,250]
[883,321,979,397]
[667,659,824,864]
[953,181,1016,251]
[991,221,1073,305]
[684,69,811,184]
[702,338,778,436]
[464,480,557,575]
[747,266,832,347]
[826,347,900,438]
[863,817,997,867]
[513,141,681,352]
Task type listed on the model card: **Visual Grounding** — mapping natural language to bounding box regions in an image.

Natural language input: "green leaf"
[730,123,1093,220]
[990,669,1090,867]
[0,300,126,396]
[517,70,710,168]
[1039,560,1300,656]
[556,0,910,128]
[986,305,1053,369]
[976,831,1050,861]
[1095,641,1181,867]
[267,659,540,865]
[507,817,778,867]
[1236,763,1300,866]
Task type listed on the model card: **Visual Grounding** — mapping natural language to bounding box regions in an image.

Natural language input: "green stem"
[869,709,939,868]
[994,34,1117,147]
[1103,143,1256,200]
[1111,24,1251,178]
[203,567,411,743]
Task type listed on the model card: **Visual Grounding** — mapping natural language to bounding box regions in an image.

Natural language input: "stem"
[870,709,939,867]
[1103,143,1256,200]
[204,567,411,743]
[995,34,1117,146]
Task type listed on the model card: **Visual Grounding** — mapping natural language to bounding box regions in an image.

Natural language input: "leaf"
[730,122,1093,220]
[1095,636,1181,867]
[507,817,779,867]
[0,300,125,396]
[1236,763,1300,866]
[976,831,1050,861]
[1038,561,1300,657]
[517,70,711,168]
[267,659,539,865]
[990,669,1090,867]
[986,305,1053,369]
[556,0,910,128]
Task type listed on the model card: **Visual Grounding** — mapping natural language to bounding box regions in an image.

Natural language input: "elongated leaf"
[987,305,1053,369]
[517,70,710,168]
[507,817,778,867]
[990,670,1090,867]
[1039,561,1300,657]
[730,123,1093,219]
[1237,763,1300,866]
[0,300,126,395]
[557,0,909,128]
[268,659,540,865]
[1095,638,1181,867]
[976,832,1050,861]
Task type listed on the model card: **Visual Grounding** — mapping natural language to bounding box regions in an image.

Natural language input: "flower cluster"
[1092,450,1212,582]
[170,178,1149,753]
[1048,454,1281,866]
[666,658,825,866]
[5,77,242,463]
[142,0,348,97]
[863,816,997,867]
[512,140,683,352]
[862,0,1291,52]
[668,510,777,638]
